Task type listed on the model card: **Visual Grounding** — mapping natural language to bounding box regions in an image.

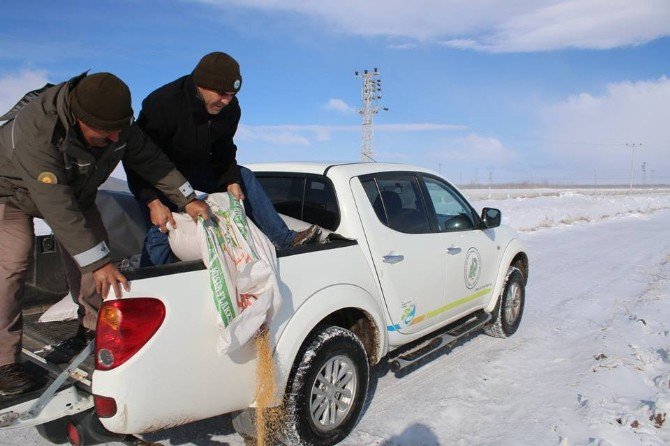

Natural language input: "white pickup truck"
[0,162,529,446]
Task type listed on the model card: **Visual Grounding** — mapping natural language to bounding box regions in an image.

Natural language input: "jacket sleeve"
[122,124,196,208]
[9,114,111,273]
[214,103,241,187]
[125,95,174,204]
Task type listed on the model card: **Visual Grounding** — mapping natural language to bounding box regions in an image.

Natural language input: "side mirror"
[481,207,501,228]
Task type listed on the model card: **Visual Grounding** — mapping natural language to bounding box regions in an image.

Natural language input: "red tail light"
[95,298,165,370]
[94,394,118,418]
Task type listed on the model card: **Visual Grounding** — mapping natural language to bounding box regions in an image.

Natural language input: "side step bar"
[389,311,491,372]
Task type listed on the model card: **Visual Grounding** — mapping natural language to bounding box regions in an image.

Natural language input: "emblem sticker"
[37,171,58,184]
[464,247,481,289]
[400,301,416,327]
[233,79,241,90]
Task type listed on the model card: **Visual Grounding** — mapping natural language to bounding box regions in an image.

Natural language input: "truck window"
[361,175,432,234]
[255,174,340,231]
[304,178,339,230]
[422,176,476,232]
[255,176,304,218]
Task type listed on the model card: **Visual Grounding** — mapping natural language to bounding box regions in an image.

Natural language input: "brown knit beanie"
[70,73,133,131]
[192,52,242,93]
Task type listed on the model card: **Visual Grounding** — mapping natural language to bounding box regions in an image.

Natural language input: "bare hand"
[93,262,130,299]
[227,182,245,201]
[148,199,176,233]
[185,199,210,222]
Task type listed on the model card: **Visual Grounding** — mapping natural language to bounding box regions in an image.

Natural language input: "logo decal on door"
[464,247,481,289]
[400,301,416,327]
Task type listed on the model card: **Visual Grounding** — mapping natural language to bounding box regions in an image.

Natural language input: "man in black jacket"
[126,52,319,266]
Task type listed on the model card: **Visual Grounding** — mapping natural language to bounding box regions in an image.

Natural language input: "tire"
[35,417,68,444]
[282,326,369,446]
[484,266,525,338]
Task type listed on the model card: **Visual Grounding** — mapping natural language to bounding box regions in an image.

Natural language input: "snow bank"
[469,189,670,233]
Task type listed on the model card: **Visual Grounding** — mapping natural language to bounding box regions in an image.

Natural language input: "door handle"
[447,246,461,255]
[382,254,405,264]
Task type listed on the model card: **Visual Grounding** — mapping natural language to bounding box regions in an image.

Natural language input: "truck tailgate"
[0,315,94,429]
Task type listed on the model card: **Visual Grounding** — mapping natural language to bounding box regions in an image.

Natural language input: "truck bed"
[1,314,94,413]
[2,232,358,431]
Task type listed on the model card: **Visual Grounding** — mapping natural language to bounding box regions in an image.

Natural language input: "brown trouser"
[0,203,106,366]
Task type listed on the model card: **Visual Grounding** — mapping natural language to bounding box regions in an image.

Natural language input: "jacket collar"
[56,71,87,129]
[184,75,208,117]
[63,125,95,161]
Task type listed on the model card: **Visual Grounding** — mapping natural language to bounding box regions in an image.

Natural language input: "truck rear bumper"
[0,385,93,429]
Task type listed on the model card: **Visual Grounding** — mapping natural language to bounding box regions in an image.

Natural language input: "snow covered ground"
[2,188,669,445]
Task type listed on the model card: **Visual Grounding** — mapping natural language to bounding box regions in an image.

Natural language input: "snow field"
[468,188,670,233]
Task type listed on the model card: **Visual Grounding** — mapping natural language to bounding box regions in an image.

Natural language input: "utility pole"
[641,162,647,186]
[355,68,388,162]
[625,143,642,193]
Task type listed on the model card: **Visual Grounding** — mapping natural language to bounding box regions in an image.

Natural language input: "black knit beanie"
[70,73,133,131]
[192,52,242,93]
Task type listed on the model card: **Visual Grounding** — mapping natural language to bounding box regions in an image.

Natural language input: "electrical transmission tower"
[355,68,388,162]
[625,143,642,192]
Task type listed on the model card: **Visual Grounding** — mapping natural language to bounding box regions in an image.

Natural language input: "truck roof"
[247,161,437,178]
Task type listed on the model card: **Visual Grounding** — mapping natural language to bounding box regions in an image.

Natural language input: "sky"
[1,0,669,185]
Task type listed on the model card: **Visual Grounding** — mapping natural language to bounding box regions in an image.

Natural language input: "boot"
[0,363,35,396]
[291,225,321,247]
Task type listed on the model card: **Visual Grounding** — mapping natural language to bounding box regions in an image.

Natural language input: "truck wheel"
[282,326,369,446]
[484,267,525,338]
[35,417,68,444]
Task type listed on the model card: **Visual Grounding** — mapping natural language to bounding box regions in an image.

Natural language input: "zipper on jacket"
[208,120,212,156]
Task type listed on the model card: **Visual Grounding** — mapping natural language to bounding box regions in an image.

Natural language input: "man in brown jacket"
[0,72,209,395]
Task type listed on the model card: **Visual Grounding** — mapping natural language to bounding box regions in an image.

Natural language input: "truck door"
[419,174,497,320]
[355,173,451,335]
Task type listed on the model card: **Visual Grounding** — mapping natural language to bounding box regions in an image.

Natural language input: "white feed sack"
[168,193,281,354]
[166,213,201,261]
[38,293,78,322]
